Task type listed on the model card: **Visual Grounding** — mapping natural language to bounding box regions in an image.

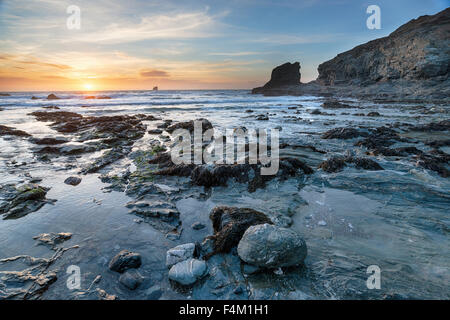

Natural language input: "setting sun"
[83,83,93,90]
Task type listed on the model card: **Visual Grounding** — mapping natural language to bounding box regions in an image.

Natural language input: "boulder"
[237,224,307,268]
[168,258,208,286]
[166,243,195,268]
[109,250,142,273]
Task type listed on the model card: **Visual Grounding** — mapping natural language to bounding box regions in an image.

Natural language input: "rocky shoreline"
[0,95,449,299]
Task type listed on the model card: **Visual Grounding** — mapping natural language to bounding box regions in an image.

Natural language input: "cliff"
[317,8,449,85]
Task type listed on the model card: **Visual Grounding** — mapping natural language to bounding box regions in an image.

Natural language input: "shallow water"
[0,90,449,299]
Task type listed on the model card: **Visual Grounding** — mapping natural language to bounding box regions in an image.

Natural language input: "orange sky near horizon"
[0,53,266,91]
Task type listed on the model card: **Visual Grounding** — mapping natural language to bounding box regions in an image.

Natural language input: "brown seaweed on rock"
[150,152,314,192]
[203,206,273,259]
[318,156,384,173]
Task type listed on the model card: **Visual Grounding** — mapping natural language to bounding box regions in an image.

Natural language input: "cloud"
[0,53,71,70]
[140,69,170,78]
[72,11,224,44]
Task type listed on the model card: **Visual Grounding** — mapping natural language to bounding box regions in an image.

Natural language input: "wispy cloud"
[0,54,71,70]
[71,11,224,44]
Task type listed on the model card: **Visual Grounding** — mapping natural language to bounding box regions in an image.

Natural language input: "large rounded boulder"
[237,224,307,268]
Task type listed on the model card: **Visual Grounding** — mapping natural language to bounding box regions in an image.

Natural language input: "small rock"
[318,220,327,226]
[64,176,82,186]
[242,263,260,275]
[273,268,284,275]
[146,285,162,299]
[97,289,117,300]
[166,243,195,268]
[46,94,60,100]
[148,129,163,134]
[191,222,205,230]
[109,250,142,273]
[234,286,244,294]
[119,269,144,290]
[168,258,208,285]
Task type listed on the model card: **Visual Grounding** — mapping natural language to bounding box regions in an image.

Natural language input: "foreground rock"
[237,223,307,268]
[204,206,272,258]
[109,250,142,273]
[150,150,313,192]
[29,111,156,169]
[168,258,208,286]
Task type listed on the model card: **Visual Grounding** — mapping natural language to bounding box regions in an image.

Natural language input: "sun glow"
[83,83,93,90]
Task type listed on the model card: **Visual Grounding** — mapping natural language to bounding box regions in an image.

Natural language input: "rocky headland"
[252,8,450,102]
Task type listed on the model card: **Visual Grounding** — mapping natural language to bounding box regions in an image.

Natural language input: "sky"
[0,0,448,91]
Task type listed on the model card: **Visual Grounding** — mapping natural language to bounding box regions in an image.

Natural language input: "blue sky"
[0,0,448,90]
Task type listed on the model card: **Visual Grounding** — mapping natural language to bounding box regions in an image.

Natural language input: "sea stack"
[252,62,301,94]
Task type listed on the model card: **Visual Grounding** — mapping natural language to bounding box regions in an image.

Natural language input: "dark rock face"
[109,250,142,273]
[205,206,272,258]
[317,8,450,86]
[252,62,300,93]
